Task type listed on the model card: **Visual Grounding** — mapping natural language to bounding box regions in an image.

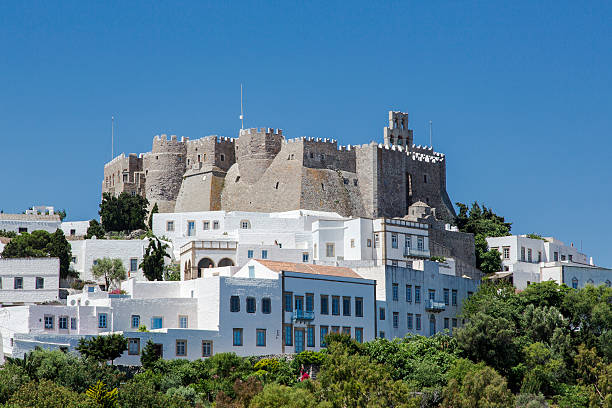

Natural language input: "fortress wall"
[221,141,303,213]
[143,135,187,213]
[429,228,477,271]
[102,154,144,198]
[300,167,365,217]
[354,144,378,218]
[295,138,356,172]
[236,128,283,184]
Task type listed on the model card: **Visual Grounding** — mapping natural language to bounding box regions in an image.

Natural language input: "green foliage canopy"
[99,192,148,232]
[1,229,73,279]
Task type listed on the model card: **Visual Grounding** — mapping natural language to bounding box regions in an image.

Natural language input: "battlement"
[240,127,283,136]
[153,134,190,143]
[104,153,126,168]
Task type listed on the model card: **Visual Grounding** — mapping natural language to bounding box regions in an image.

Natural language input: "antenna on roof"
[429,120,432,147]
[240,84,244,130]
[111,116,115,159]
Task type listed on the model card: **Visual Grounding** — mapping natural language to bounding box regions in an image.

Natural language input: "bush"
[249,383,319,408]
[7,379,94,408]
[0,364,30,403]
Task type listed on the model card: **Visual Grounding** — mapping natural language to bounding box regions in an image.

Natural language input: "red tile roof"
[255,259,362,279]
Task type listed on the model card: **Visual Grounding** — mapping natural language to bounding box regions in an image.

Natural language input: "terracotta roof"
[0,213,60,221]
[255,259,362,279]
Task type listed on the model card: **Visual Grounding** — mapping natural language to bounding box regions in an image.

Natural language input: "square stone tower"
[384,111,413,148]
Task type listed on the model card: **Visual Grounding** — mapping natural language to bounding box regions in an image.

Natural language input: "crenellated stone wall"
[101,111,456,220]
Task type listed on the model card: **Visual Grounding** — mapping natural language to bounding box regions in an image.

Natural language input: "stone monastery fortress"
[103,111,456,222]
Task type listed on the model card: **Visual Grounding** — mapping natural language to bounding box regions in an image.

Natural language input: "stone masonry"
[102,111,456,220]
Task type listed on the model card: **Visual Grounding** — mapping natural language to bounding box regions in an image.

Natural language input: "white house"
[0,260,376,364]
[69,238,152,284]
[0,213,61,234]
[61,221,90,238]
[0,258,60,305]
[541,264,612,289]
[486,235,596,289]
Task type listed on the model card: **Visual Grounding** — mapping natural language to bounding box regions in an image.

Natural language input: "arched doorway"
[218,258,235,267]
[197,258,215,277]
[184,260,191,280]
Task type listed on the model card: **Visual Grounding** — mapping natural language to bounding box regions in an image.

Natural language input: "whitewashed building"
[541,264,612,289]
[0,260,376,364]
[486,235,600,289]
[0,213,61,234]
[69,238,152,284]
[61,221,90,238]
[0,258,60,305]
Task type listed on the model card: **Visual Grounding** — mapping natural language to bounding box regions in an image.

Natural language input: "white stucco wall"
[70,239,150,283]
[0,258,59,304]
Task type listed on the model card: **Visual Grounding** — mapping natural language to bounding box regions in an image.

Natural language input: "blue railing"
[425,299,446,312]
[404,248,431,258]
[292,310,315,321]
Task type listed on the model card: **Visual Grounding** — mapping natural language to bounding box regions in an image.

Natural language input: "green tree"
[57,209,67,221]
[86,381,118,408]
[117,379,190,408]
[0,364,30,404]
[314,338,412,407]
[99,192,148,232]
[76,334,128,364]
[6,379,94,408]
[250,383,320,408]
[519,280,571,310]
[164,262,181,281]
[91,258,126,289]
[455,312,520,377]
[442,364,514,408]
[85,219,106,239]
[148,202,159,229]
[140,339,161,370]
[455,201,511,274]
[562,284,612,356]
[140,238,170,281]
[1,229,73,279]
[520,342,566,396]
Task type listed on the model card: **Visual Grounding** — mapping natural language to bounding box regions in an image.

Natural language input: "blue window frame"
[407,314,413,329]
[392,284,398,301]
[379,307,385,320]
[332,296,340,315]
[415,286,421,303]
[247,250,254,259]
[131,315,140,328]
[98,313,107,329]
[306,294,314,312]
[416,314,421,331]
[320,326,328,347]
[444,289,450,305]
[355,328,363,343]
[262,297,271,314]
[302,253,309,262]
[284,293,292,312]
[406,285,412,302]
[261,250,268,259]
[307,326,315,347]
[320,295,329,314]
[233,328,243,346]
[284,325,293,346]
[355,297,363,317]
[130,258,138,272]
[151,317,163,329]
[256,329,266,347]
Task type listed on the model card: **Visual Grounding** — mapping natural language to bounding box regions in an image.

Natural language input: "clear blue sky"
[1,2,611,264]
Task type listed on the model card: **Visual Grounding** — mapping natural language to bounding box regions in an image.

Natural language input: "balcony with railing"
[425,299,446,312]
[404,247,431,258]
[292,310,315,321]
